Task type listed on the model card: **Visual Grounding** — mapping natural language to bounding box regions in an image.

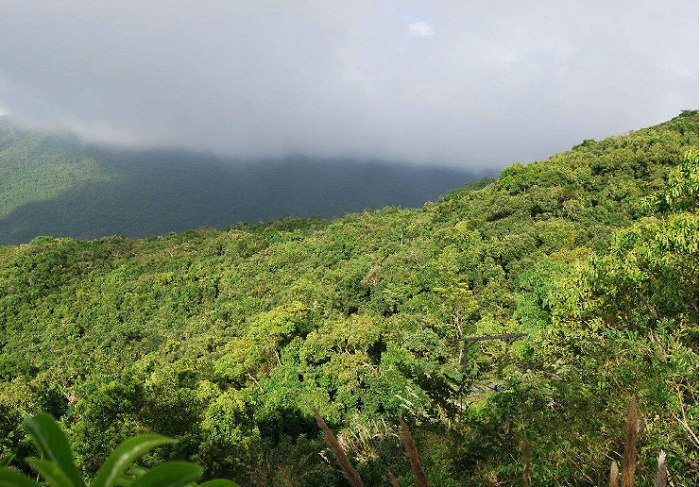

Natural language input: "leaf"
[0,468,44,487]
[26,459,74,487]
[129,463,202,487]
[127,467,148,478]
[199,481,241,487]
[92,436,176,487]
[23,414,84,487]
[0,456,15,468]
[113,475,135,487]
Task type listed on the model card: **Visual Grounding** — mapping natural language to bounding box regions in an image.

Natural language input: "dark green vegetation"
[0,111,698,486]
[0,413,239,487]
[0,118,488,245]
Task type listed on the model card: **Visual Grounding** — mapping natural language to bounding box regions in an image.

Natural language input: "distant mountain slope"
[0,119,489,244]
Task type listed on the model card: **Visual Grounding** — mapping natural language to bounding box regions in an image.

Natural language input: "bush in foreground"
[0,413,239,487]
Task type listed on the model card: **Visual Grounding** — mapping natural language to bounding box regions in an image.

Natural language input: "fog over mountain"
[0,119,493,244]
[0,0,697,167]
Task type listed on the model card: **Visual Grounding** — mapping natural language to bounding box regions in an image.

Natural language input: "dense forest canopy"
[0,111,698,486]
[0,118,490,245]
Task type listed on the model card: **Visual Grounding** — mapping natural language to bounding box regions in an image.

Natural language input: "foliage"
[0,111,697,485]
[0,413,238,487]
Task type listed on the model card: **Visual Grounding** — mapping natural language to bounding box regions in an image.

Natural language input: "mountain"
[0,111,697,486]
[0,118,491,245]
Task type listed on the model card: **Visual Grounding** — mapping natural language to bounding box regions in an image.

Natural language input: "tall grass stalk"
[388,471,401,487]
[311,406,365,487]
[399,418,429,487]
[281,471,295,487]
[621,397,639,487]
[609,460,619,487]
[654,451,666,487]
[521,437,531,487]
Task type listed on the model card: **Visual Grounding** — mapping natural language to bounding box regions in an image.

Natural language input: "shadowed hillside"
[0,119,491,244]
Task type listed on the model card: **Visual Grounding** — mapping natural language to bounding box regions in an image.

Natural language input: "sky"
[0,0,697,168]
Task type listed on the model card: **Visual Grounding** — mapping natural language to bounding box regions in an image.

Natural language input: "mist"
[0,0,697,167]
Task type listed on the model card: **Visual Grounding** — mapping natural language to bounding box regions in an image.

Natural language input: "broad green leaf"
[199,480,240,487]
[127,467,147,478]
[0,468,43,487]
[27,459,74,487]
[24,414,84,487]
[0,456,14,468]
[129,463,202,487]
[113,475,134,487]
[92,435,176,487]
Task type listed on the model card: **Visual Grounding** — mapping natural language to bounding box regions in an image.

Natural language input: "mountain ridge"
[0,118,492,244]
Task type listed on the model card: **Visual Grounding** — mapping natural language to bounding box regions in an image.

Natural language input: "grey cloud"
[0,0,697,167]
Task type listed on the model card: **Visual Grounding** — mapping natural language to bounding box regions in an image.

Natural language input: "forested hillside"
[0,118,486,245]
[0,111,697,486]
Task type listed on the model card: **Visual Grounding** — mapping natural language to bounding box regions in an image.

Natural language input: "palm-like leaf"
[0,455,15,468]
[129,463,202,487]
[127,467,148,479]
[113,475,135,487]
[26,459,74,487]
[6,415,237,487]
[0,468,44,487]
[199,480,241,487]
[92,436,176,487]
[24,414,84,487]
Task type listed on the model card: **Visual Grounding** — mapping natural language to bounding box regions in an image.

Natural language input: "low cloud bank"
[0,0,697,167]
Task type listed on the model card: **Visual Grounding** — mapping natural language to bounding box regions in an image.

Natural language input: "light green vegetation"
[0,122,115,218]
[0,111,697,486]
